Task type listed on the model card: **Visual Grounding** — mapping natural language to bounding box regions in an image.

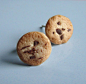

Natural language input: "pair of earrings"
[17,15,73,66]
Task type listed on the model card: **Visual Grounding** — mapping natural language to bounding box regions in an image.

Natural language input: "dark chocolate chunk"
[23,51,28,53]
[53,32,55,34]
[34,41,39,46]
[21,45,30,50]
[23,50,33,54]
[57,21,61,25]
[56,29,62,35]
[45,43,47,46]
[32,48,35,51]
[23,48,38,54]
[28,50,34,54]
[68,29,71,32]
[60,35,64,40]
[30,56,36,59]
[39,57,43,59]
[62,28,65,31]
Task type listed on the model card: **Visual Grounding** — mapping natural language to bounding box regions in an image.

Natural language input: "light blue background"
[0,1,86,84]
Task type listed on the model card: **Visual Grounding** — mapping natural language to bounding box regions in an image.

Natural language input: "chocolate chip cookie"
[17,32,52,66]
[45,15,73,44]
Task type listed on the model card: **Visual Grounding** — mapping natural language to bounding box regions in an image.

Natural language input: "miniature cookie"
[45,15,73,44]
[17,32,52,66]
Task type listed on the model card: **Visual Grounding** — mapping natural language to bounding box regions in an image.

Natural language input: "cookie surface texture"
[17,32,52,66]
[45,15,73,44]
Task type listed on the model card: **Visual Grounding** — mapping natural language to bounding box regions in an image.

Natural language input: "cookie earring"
[40,15,73,44]
[17,32,52,66]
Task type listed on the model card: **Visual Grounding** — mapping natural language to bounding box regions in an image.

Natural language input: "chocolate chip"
[45,43,47,46]
[21,45,30,50]
[57,21,61,25]
[56,29,62,35]
[23,48,38,54]
[60,35,64,40]
[24,50,33,54]
[62,28,65,31]
[53,32,55,34]
[68,29,71,32]
[34,41,39,46]
[32,48,35,51]
[39,57,43,59]
[30,56,36,59]
[24,48,35,54]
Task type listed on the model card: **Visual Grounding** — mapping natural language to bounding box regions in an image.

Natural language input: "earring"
[17,32,52,66]
[40,15,73,44]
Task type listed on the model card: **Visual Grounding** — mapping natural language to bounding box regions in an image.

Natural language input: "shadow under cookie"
[1,49,30,66]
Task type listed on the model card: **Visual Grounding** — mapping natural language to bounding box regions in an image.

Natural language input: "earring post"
[40,25,46,28]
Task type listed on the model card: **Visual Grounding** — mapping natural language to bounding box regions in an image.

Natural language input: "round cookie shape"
[17,32,52,66]
[45,15,73,44]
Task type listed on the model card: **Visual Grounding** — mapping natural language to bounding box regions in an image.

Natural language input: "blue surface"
[0,1,86,84]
